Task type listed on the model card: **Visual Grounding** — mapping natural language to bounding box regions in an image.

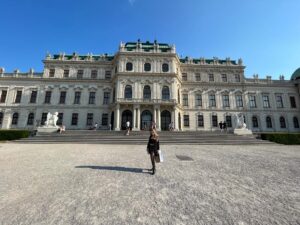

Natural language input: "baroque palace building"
[0,40,300,132]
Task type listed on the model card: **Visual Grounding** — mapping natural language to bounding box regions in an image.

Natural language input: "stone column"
[174,108,179,130]
[153,106,157,125]
[137,106,141,130]
[157,107,161,131]
[133,106,137,130]
[115,104,120,131]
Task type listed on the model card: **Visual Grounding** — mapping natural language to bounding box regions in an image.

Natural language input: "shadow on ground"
[75,165,150,174]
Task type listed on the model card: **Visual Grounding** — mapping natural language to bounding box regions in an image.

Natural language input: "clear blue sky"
[0,0,299,79]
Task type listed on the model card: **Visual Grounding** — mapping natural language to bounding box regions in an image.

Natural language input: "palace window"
[184,115,189,127]
[280,116,286,128]
[125,85,132,99]
[235,74,240,82]
[27,113,34,125]
[89,92,96,104]
[15,90,22,103]
[126,62,133,71]
[0,90,7,103]
[57,113,63,126]
[12,112,19,125]
[102,113,108,126]
[263,95,270,108]
[209,94,216,107]
[221,74,227,82]
[77,70,83,79]
[249,95,256,108]
[195,94,202,106]
[30,90,37,103]
[290,96,296,108]
[226,115,232,127]
[162,63,169,72]
[143,85,151,100]
[71,113,78,126]
[222,95,230,107]
[182,73,187,81]
[252,116,258,128]
[91,70,98,79]
[86,113,93,126]
[0,112,3,125]
[44,91,52,104]
[209,74,214,82]
[105,70,111,80]
[197,115,204,127]
[59,91,66,104]
[162,86,170,100]
[63,69,69,78]
[212,115,218,127]
[144,63,151,72]
[49,69,55,77]
[74,92,81,104]
[236,95,243,107]
[266,116,272,128]
[195,73,201,81]
[103,92,110,105]
[41,113,47,125]
[293,117,299,128]
[183,94,188,106]
[276,95,283,108]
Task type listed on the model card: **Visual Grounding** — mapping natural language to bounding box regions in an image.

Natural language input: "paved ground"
[0,142,299,225]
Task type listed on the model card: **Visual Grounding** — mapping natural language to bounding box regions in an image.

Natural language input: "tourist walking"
[219,121,223,132]
[147,129,160,175]
[222,121,227,132]
[126,120,130,135]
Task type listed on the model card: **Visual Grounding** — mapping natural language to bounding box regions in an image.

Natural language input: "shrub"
[260,133,300,145]
[0,130,30,141]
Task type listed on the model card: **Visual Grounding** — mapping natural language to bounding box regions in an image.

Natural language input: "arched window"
[162,86,170,100]
[144,63,151,72]
[252,116,258,128]
[293,117,299,128]
[124,85,132,99]
[27,113,35,125]
[280,116,286,128]
[0,112,3,125]
[126,62,133,71]
[266,116,272,128]
[12,112,19,125]
[162,63,169,72]
[143,85,151,99]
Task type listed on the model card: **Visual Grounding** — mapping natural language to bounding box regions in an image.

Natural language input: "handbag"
[155,150,164,163]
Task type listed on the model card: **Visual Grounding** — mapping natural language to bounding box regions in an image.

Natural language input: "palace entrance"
[141,110,152,130]
[121,110,132,130]
[161,110,171,131]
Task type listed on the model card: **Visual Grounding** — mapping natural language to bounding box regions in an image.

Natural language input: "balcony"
[116,98,177,105]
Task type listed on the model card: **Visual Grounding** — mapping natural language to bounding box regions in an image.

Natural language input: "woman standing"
[147,129,160,175]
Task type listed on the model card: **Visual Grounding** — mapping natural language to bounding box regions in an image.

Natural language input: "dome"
[291,68,300,80]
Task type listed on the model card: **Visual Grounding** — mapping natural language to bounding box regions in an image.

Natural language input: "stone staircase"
[13,130,273,145]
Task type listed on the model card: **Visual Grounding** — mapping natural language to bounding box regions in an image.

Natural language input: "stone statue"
[235,113,246,129]
[44,112,59,127]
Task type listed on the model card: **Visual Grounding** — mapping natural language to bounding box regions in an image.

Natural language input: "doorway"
[141,110,152,130]
[121,110,132,130]
[161,110,171,131]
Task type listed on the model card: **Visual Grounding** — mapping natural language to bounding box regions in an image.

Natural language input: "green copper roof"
[180,57,237,65]
[124,41,172,50]
[291,67,300,80]
[52,54,114,61]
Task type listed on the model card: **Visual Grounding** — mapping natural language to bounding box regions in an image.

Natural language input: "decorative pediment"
[88,85,98,91]
[74,85,83,90]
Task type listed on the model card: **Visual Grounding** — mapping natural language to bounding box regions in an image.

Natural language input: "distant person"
[109,123,112,131]
[219,121,223,132]
[59,125,65,134]
[222,122,227,132]
[93,123,98,131]
[126,121,130,135]
[147,129,160,175]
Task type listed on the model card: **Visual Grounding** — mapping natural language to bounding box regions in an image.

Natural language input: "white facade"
[0,41,300,132]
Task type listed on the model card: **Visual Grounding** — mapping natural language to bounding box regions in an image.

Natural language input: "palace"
[0,40,300,132]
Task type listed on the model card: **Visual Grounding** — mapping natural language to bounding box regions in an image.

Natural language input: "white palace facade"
[0,40,300,132]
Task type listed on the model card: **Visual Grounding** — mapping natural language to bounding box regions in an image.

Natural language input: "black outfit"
[147,135,160,175]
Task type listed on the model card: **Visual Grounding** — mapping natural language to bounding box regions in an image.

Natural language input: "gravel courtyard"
[0,143,299,225]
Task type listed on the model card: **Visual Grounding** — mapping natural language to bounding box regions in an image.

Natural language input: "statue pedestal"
[37,126,59,134]
[234,128,253,135]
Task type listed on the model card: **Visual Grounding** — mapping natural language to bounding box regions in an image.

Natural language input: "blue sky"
[0,0,299,79]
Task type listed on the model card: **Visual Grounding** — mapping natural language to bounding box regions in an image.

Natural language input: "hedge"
[260,133,300,145]
[0,130,30,141]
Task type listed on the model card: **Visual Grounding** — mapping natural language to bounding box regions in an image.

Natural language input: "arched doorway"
[161,110,171,131]
[121,110,132,130]
[141,110,152,130]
